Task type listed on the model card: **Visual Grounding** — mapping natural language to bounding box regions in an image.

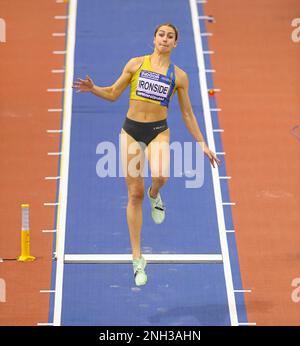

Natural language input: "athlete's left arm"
[176,69,221,167]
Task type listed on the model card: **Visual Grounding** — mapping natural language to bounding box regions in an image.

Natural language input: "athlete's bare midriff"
[126,99,168,122]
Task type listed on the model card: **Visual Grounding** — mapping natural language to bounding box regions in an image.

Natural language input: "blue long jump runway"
[50,0,248,326]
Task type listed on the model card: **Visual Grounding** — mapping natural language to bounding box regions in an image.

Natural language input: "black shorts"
[122,117,168,147]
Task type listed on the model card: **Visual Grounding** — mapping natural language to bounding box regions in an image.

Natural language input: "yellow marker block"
[17,230,36,262]
[17,204,36,262]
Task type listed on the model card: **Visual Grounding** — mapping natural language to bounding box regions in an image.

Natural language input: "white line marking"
[48,152,62,156]
[51,69,65,74]
[40,290,55,293]
[53,51,66,55]
[45,176,60,180]
[52,33,66,37]
[48,108,62,112]
[47,130,63,133]
[44,203,59,206]
[54,16,68,19]
[47,88,64,92]
[53,0,77,327]
[64,254,223,264]
[198,16,213,20]
[226,230,235,233]
[42,230,57,233]
[190,0,238,326]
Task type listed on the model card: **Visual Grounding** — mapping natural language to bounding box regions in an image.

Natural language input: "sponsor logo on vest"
[141,70,160,80]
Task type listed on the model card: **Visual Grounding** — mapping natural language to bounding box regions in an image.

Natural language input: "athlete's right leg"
[120,129,145,261]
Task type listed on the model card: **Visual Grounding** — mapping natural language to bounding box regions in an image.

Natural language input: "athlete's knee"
[128,188,144,205]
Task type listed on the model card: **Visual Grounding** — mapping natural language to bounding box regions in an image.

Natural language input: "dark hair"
[154,23,178,42]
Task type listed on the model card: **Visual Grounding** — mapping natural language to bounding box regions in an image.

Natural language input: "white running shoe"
[132,255,147,286]
[147,186,166,224]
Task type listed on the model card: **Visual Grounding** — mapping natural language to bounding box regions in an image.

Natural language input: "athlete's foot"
[147,186,166,224]
[132,255,147,286]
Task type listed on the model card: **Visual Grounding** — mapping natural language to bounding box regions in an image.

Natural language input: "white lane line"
[48,152,62,156]
[54,16,68,19]
[44,203,59,206]
[40,290,55,293]
[198,16,213,20]
[47,88,64,92]
[47,130,63,133]
[64,254,223,264]
[51,69,65,74]
[42,230,57,233]
[53,51,66,55]
[190,0,238,326]
[48,108,63,112]
[45,176,61,180]
[52,33,66,37]
[53,0,77,327]
[226,230,235,233]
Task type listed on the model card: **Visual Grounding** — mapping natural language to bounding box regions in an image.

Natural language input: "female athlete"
[72,23,221,286]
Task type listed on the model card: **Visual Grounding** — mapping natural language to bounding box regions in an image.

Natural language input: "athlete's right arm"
[72,58,140,101]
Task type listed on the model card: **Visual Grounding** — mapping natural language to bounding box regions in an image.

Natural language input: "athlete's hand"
[201,142,221,168]
[72,75,94,93]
